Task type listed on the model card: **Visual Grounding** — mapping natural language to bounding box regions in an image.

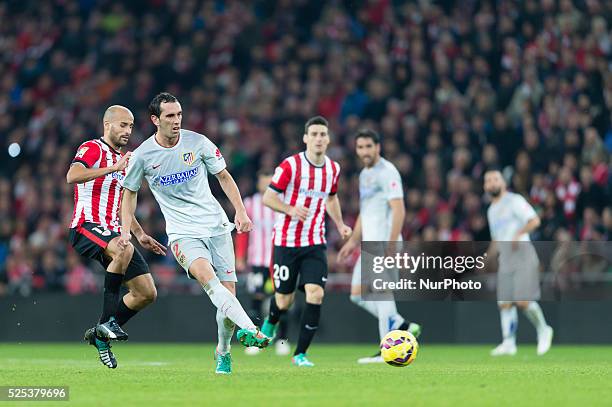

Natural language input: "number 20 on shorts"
[273,264,289,288]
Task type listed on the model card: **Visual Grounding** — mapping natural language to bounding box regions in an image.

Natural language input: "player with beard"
[338,129,421,364]
[67,105,166,369]
[484,169,553,356]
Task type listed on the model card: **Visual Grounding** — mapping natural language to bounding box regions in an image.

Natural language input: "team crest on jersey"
[182,151,195,166]
[76,146,89,158]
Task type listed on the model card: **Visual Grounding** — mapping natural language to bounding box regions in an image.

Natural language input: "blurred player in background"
[338,129,421,364]
[67,105,166,369]
[261,116,352,367]
[236,170,291,356]
[120,93,270,375]
[484,169,553,356]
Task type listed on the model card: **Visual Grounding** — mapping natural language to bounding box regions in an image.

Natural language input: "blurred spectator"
[0,0,610,296]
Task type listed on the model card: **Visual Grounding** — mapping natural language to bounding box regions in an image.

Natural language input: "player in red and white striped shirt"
[67,105,165,369]
[260,116,352,367]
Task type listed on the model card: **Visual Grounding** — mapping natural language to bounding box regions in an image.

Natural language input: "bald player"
[484,169,553,356]
[67,105,166,369]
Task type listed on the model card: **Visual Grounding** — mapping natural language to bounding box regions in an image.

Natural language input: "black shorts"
[69,222,149,281]
[246,266,273,296]
[271,244,328,294]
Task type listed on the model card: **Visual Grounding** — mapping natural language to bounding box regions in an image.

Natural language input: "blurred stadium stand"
[0,0,610,297]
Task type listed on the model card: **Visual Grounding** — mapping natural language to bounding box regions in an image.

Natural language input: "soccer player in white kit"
[338,129,421,364]
[484,170,553,356]
[120,93,270,374]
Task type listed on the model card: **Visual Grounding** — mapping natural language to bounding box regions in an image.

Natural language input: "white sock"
[523,301,547,335]
[377,300,405,341]
[350,295,378,318]
[500,306,517,345]
[202,276,255,330]
[216,309,235,355]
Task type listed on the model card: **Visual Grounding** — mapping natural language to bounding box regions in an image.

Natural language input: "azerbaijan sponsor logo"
[157,167,199,186]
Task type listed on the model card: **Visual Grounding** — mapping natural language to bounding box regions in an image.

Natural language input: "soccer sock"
[202,276,256,330]
[250,297,263,323]
[350,294,379,318]
[115,297,138,326]
[216,308,236,355]
[500,306,518,345]
[294,303,321,356]
[99,272,123,323]
[277,315,289,339]
[376,300,405,340]
[268,296,286,325]
[523,301,547,334]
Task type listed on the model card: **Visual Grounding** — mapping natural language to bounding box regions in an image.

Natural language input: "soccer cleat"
[260,319,277,340]
[275,339,291,356]
[537,326,554,356]
[244,346,261,355]
[96,317,128,341]
[490,341,517,356]
[292,353,314,367]
[408,323,422,338]
[357,351,384,364]
[84,327,117,369]
[236,328,271,349]
[214,350,232,374]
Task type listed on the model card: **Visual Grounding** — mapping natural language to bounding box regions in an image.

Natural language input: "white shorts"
[497,247,540,303]
[170,233,237,282]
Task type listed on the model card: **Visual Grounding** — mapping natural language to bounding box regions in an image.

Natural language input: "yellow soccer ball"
[380,330,419,367]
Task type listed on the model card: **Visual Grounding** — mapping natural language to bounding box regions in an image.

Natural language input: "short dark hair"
[304,116,329,133]
[149,92,179,117]
[355,128,380,144]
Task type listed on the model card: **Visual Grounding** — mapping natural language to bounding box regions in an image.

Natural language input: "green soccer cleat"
[260,319,277,340]
[292,353,314,367]
[408,322,422,338]
[236,328,271,349]
[214,351,232,375]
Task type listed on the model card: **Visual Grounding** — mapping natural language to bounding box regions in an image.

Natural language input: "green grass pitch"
[1,343,611,406]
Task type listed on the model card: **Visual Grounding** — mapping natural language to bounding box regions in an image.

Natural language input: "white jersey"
[487,192,538,265]
[487,192,537,241]
[123,129,233,242]
[359,157,404,241]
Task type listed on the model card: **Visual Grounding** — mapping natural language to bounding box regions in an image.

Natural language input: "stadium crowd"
[0,0,611,296]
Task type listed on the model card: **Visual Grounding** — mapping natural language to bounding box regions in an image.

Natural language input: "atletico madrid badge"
[182,151,195,166]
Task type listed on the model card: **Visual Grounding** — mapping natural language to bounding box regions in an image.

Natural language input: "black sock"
[99,272,123,323]
[268,297,286,325]
[250,297,263,323]
[115,297,138,326]
[294,303,321,356]
[399,322,409,331]
[277,314,289,339]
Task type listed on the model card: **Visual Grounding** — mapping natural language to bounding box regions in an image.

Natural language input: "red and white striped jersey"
[235,193,276,267]
[70,139,125,233]
[269,152,340,247]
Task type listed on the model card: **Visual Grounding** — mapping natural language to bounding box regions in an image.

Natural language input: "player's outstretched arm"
[66,152,131,184]
[262,188,308,221]
[326,194,352,239]
[214,169,253,233]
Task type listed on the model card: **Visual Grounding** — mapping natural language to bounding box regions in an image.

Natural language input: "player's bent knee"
[305,286,324,304]
[275,294,293,310]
